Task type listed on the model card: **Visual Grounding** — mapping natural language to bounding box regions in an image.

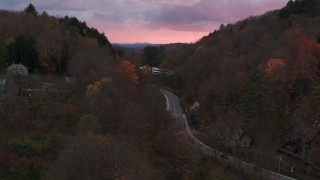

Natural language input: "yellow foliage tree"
[265,58,286,79]
[86,77,112,97]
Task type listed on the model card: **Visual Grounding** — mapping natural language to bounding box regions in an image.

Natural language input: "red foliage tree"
[117,60,139,85]
[298,36,320,57]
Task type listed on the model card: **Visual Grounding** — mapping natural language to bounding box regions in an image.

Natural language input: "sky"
[0,0,288,44]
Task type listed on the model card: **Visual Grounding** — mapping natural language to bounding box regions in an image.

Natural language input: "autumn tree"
[264,58,289,115]
[265,58,286,79]
[44,135,109,180]
[117,60,139,85]
[289,37,320,102]
[300,84,320,124]
[85,77,123,134]
[44,135,155,180]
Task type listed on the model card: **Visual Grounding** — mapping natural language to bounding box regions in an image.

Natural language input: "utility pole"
[302,134,305,160]
[278,156,281,174]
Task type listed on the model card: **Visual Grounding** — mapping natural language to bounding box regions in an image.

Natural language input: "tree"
[279,0,319,18]
[142,46,163,67]
[118,60,139,85]
[265,58,285,79]
[0,36,7,69]
[303,84,320,124]
[44,135,109,179]
[219,23,224,30]
[24,4,38,16]
[265,59,288,115]
[241,68,275,134]
[96,32,110,47]
[55,45,71,74]
[7,35,40,73]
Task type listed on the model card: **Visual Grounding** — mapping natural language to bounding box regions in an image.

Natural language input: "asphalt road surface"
[160,89,296,180]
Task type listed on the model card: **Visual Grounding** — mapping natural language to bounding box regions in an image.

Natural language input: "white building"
[7,64,28,75]
[152,67,160,75]
[190,101,200,111]
[0,79,6,90]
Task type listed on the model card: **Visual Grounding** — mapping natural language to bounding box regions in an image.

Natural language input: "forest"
[160,0,320,178]
[2,0,320,179]
[0,4,237,179]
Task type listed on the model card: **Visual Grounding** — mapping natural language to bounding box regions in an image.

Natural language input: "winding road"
[160,89,296,180]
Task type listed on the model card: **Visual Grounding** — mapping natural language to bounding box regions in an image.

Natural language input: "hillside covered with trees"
[163,0,320,178]
[0,4,239,179]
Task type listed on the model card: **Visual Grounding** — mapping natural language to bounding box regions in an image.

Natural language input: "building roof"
[65,77,77,83]
[293,126,319,142]
[190,101,200,110]
[226,127,250,140]
[7,63,28,70]
[0,79,6,86]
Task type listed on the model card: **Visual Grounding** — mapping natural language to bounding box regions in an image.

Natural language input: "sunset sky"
[0,0,288,44]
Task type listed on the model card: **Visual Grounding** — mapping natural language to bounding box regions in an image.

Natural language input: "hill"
[0,4,238,180]
[0,8,114,74]
[113,43,163,49]
[165,0,320,178]
[113,43,163,56]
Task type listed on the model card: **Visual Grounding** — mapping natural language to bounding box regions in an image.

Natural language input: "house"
[240,136,252,147]
[190,101,200,111]
[140,66,174,77]
[140,65,152,71]
[159,68,174,77]
[225,127,251,147]
[65,77,77,84]
[152,67,160,75]
[291,126,320,147]
[0,79,6,89]
[0,79,6,93]
[7,64,28,75]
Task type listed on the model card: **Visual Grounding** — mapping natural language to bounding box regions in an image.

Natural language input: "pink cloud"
[0,0,289,43]
[96,25,208,44]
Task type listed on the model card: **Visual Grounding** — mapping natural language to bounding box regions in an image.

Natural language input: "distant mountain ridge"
[112,43,163,50]
[113,43,189,56]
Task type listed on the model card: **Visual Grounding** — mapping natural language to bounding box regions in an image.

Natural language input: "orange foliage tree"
[265,58,286,80]
[117,60,139,85]
[264,58,289,114]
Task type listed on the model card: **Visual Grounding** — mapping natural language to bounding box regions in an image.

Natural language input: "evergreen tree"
[279,0,319,18]
[241,68,275,133]
[142,46,165,67]
[7,36,40,73]
[97,33,109,47]
[55,45,71,74]
[24,3,38,16]
[0,37,7,68]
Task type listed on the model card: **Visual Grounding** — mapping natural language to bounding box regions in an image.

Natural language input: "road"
[160,89,296,180]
